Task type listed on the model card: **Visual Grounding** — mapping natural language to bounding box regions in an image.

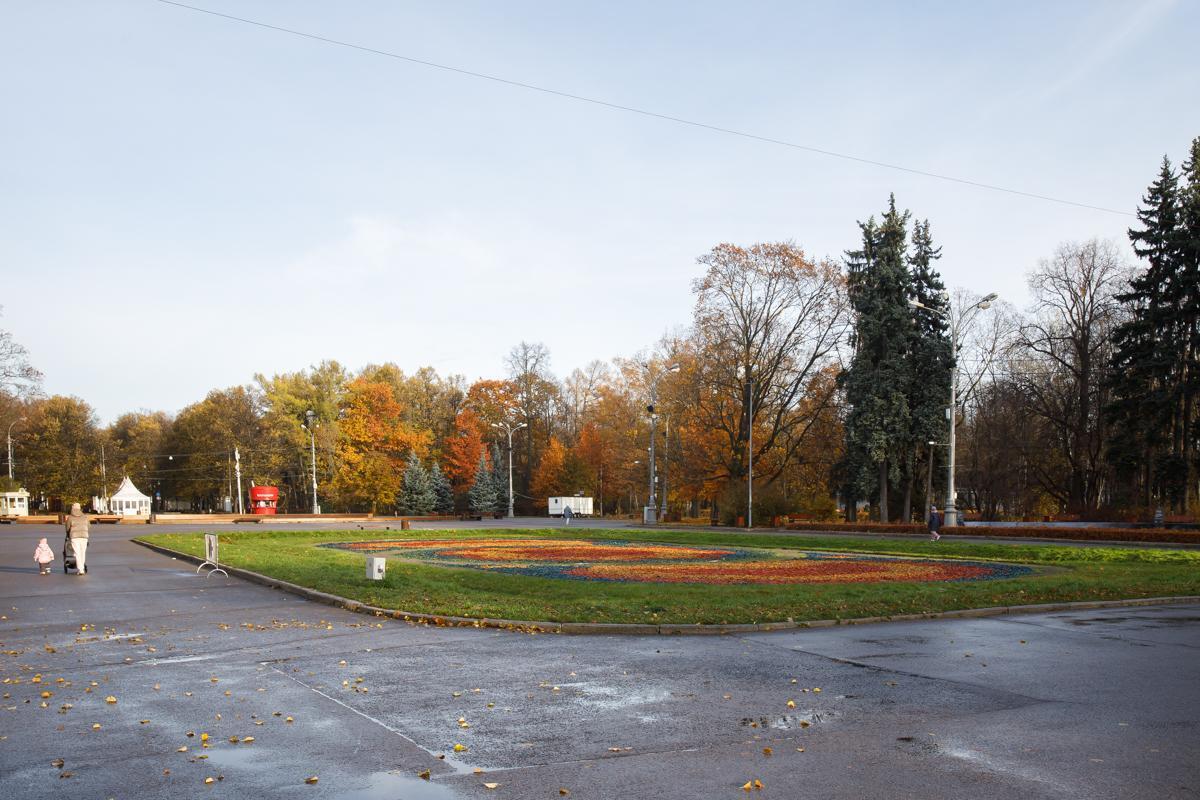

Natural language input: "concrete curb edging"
[133,538,1200,636]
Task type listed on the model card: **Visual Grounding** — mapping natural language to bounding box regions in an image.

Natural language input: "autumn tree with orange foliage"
[531,438,568,502]
[331,378,430,512]
[444,408,486,491]
[462,379,518,432]
[673,242,850,521]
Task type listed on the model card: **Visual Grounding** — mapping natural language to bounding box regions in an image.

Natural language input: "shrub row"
[781,521,1200,544]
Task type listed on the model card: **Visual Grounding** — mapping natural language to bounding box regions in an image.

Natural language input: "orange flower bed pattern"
[329,538,735,562]
[321,538,1031,585]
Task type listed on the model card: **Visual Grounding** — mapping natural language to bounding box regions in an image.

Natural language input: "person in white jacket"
[65,503,90,575]
[33,537,54,575]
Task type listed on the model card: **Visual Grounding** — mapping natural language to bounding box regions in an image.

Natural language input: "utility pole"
[926,441,936,517]
[100,442,108,505]
[746,375,754,530]
[646,363,680,524]
[490,420,527,518]
[304,410,319,514]
[234,447,244,514]
[659,414,671,521]
[910,292,997,527]
[6,417,24,481]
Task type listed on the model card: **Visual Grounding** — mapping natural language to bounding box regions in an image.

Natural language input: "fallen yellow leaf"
[483,782,500,790]
[786,700,795,709]
[105,696,117,704]
[305,776,319,784]
[453,743,467,752]
[204,777,214,785]
[743,781,753,792]
[418,769,431,780]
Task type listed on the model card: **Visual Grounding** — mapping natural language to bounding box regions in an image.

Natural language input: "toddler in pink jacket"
[34,537,54,575]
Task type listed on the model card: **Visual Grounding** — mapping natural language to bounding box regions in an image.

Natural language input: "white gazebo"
[108,477,152,516]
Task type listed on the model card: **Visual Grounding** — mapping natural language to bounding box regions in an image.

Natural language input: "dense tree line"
[3,135,1198,521]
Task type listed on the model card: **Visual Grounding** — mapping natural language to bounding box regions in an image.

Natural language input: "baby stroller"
[63,535,85,574]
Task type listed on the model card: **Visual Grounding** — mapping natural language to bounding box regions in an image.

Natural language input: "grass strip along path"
[137,528,1200,626]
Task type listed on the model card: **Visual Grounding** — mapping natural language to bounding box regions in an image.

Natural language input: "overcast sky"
[3,0,1198,422]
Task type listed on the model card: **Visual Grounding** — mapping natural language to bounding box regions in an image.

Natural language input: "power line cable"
[154,0,1132,217]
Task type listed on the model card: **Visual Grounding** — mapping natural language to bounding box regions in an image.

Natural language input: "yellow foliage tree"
[331,379,430,513]
[530,437,568,503]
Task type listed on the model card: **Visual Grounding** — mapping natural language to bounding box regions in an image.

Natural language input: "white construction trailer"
[548,496,594,517]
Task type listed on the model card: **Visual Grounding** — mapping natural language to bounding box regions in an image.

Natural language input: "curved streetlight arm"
[911,291,998,527]
[490,421,527,517]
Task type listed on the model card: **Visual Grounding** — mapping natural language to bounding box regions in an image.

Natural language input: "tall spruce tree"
[840,196,915,521]
[398,452,436,515]
[903,219,952,521]
[429,460,454,515]
[1109,156,1183,508]
[1178,137,1200,510]
[468,452,498,515]
[489,443,509,515]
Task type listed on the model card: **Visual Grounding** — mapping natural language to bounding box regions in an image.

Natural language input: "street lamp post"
[645,364,679,525]
[7,417,25,481]
[490,420,527,518]
[303,410,319,514]
[659,413,671,521]
[910,292,997,527]
[746,374,754,529]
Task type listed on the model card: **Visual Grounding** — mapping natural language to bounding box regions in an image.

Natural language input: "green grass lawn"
[136,528,1200,625]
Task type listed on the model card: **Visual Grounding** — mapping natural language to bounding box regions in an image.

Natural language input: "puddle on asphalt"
[329,770,460,800]
[1069,615,1200,627]
[568,682,672,710]
[201,755,460,799]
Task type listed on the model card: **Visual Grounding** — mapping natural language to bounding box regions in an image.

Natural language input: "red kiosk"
[249,485,279,515]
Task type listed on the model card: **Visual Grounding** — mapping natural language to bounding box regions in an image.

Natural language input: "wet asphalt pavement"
[1,522,1198,799]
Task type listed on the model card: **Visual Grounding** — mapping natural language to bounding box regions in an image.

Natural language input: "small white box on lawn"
[366,557,386,581]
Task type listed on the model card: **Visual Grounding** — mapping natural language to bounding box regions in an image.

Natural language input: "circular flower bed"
[320,538,1032,585]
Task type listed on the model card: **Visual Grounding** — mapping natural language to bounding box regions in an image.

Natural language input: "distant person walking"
[563,505,574,526]
[65,503,90,575]
[928,504,942,541]
[33,537,54,575]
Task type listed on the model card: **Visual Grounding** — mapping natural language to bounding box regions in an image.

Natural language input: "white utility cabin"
[548,496,594,517]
